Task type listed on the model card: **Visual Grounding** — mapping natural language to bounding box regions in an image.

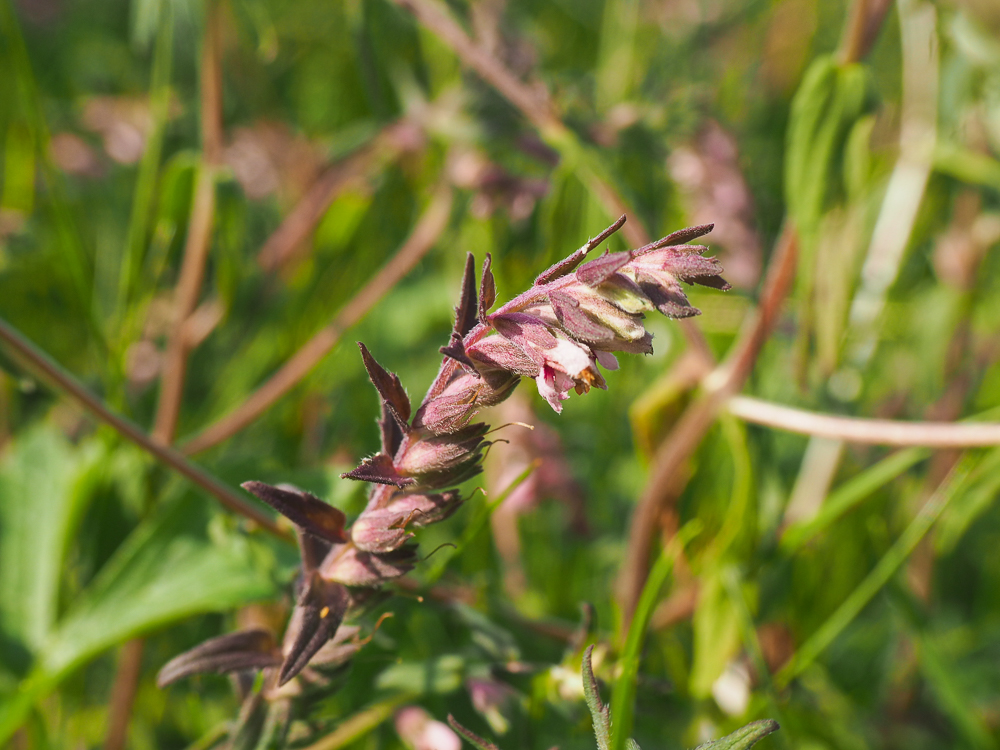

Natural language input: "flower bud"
[320,544,417,587]
[413,369,518,433]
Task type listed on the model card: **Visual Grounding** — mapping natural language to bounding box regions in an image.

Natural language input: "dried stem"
[181,185,454,455]
[395,0,560,133]
[109,10,232,744]
[619,225,799,622]
[257,120,424,273]
[151,0,224,446]
[104,638,145,750]
[0,319,287,533]
[390,0,713,363]
[729,396,1000,447]
[839,0,894,65]
[619,0,901,628]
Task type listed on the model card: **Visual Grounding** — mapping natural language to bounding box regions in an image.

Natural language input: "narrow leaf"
[611,522,701,750]
[694,720,780,750]
[582,645,610,750]
[448,715,502,750]
[634,224,714,255]
[379,398,407,457]
[157,629,280,687]
[454,252,479,337]
[279,574,350,685]
[297,528,333,573]
[534,215,628,285]
[479,254,496,321]
[241,481,348,543]
[358,342,411,426]
[341,454,415,487]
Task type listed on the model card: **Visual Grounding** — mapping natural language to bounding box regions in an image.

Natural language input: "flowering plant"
[158,216,737,745]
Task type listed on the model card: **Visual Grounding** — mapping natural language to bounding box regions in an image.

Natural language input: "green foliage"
[3,0,1000,747]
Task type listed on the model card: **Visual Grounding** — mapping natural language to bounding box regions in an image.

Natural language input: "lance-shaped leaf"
[279,573,350,686]
[693,720,780,750]
[454,252,479,337]
[241,482,348,543]
[576,250,633,287]
[634,223,714,256]
[549,292,615,342]
[582,645,611,750]
[341,453,416,487]
[534,214,627,285]
[156,629,281,688]
[447,715,502,750]
[479,254,496,323]
[358,343,411,430]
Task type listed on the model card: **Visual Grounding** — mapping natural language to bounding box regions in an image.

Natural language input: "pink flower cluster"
[159,216,728,693]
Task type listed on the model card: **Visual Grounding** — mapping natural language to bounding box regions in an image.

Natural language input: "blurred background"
[2,0,1000,747]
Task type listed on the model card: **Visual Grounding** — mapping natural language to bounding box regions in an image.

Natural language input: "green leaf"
[611,521,701,750]
[0,426,97,653]
[780,447,929,553]
[689,568,741,699]
[375,654,465,695]
[42,494,276,677]
[0,492,277,741]
[694,720,780,750]
[776,456,980,688]
[936,447,1000,554]
[582,646,610,750]
[915,632,997,750]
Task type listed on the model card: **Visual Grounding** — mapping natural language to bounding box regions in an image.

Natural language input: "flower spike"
[162,218,732,705]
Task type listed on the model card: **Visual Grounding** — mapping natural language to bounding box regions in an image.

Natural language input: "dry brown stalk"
[104,638,145,750]
[619,0,895,624]
[256,120,425,273]
[728,397,1000,447]
[840,0,894,66]
[110,7,226,748]
[151,0,224,448]
[0,319,287,535]
[394,0,561,133]
[619,225,799,623]
[651,582,699,631]
[180,185,454,455]
[389,0,713,364]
